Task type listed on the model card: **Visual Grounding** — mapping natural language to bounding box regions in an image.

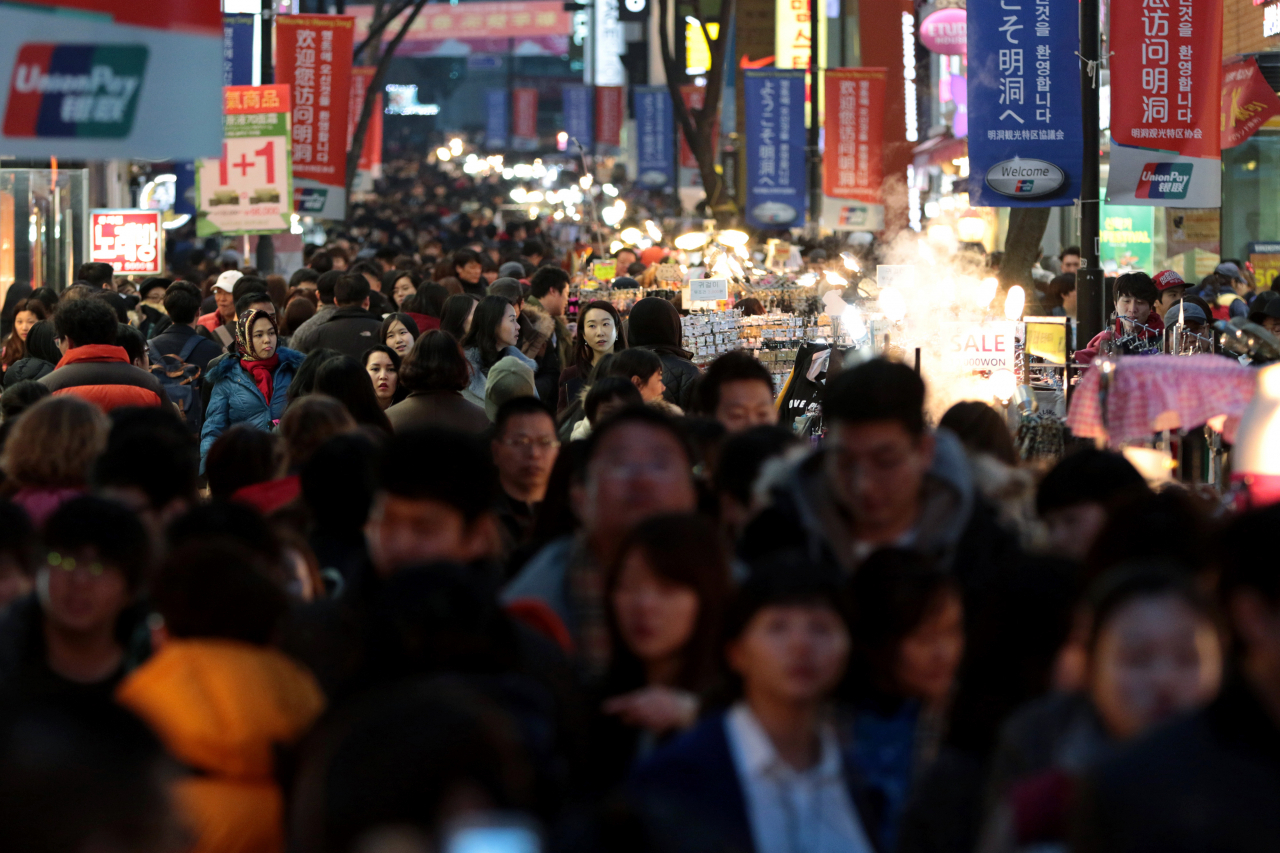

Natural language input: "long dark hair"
[439,294,479,341]
[363,343,406,405]
[405,282,449,318]
[383,269,420,308]
[461,295,512,371]
[603,513,731,696]
[380,313,420,348]
[1,299,48,368]
[572,300,626,368]
[287,348,342,404]
[399,330,473,394]
[314,355,393,433]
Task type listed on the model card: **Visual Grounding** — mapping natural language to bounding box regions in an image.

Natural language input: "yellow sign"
[775,0,827,120]
[1026,322,1067,365]
[1252,253,1280,290]
[685,21,720,75]
[592,260,617,281]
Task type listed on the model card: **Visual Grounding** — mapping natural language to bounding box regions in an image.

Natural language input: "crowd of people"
[0,160,1275,853]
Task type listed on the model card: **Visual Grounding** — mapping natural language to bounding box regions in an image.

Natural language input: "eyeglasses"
[45,551,107,577]
[498,435,561,452]
[596,457,687,481]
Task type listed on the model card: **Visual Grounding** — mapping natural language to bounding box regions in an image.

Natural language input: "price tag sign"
[592,260,617,281]
[196,84,293,235]
[1026,322,1067,365]
[653,263,684,283]
[689,277,729,303]
[90,209,163,275]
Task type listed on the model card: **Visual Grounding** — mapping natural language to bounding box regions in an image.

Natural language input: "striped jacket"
[41,345,168,412]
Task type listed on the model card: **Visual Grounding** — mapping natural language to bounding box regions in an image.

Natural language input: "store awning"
[912,135,969,170]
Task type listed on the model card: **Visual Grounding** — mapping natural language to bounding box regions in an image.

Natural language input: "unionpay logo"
[1014,180,1035,194]
[1136,163,1192,200]
[296,187,329,213]
[4,44,147,139]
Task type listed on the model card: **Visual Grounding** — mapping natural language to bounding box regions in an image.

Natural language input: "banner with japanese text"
[512,87,538,150]
[91,209,163,275]
[1106,0,1221,207]
[595,85,624,149]
[276,15,354,219]
[564,84,593,152]
[223,13,255,86]
[633,86,673,189]
[744,69,806,228]
[195,85,292,236]
[967,0,1081,206]
[486,88,509,149]
[824,68,885,203]
[1221,56,1280,149]
[348,67,383,183]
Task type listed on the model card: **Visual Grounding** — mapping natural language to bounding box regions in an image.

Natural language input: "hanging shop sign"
[0,0,223,159]
[822,197,886,231]
[1100,205,1155,272]
[596,85,624,149]
[195,84,293,236]
[1106,0,1221,206]
[275,15,354,220]
[590,0,625,86]
[744,68,806,228]
[223,13,256,86]
[920,8,967,55]
[633,86,674,189]
[1166,208,1220,256]
[824,68,885,204]
[348,66,383,179]
[90,209,163,275]
[512,87,539,151]
[564,84,594,152]
[486,88,509,150]
[967,0,1082,206]
[1221,56,1280,149]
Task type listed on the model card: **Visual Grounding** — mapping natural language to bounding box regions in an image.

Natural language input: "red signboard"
[595,85,624,148]
[91,209,164,275]
[276,15,354,217]
[824,68,885,203]
[513,87,538,147]
[348,66,383,175]
[352,1,573,48]
[1221,56,1280,149]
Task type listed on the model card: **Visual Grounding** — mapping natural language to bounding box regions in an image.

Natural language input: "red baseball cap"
[1153,269,1186,292]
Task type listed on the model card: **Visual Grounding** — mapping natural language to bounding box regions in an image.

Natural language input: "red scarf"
[242,353,280,403]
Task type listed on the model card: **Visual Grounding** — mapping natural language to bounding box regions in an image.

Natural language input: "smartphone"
[443,814,541,853]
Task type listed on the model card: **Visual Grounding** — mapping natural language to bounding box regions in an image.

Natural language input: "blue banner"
[485,88,509,150]
[222,13,255,87]
[744,69,806,228]
[967,0,1082,206]
[633,86,673,189]
[563,85,594,153]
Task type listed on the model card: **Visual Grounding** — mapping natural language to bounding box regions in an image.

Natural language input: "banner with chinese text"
[744,69,806,228]
[1221,56,1280,149]
[1106,0,1221,207]
[348,67,383,188]
[564,84,593,151]
[595,85,624,149]
[276,15,354,219]
[634,86,673,189]
[486,88,509,149]
[512,87,538,150]
[223,13,255,86]
[91,209,163,275]
[823,68,885,204]
[195,85,292,236]
[967,0,1081,207]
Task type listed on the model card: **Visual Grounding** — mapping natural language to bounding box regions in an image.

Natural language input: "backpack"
[149,335,205,433]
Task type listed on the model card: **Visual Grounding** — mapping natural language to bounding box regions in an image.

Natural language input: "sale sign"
[824,68,885,203]
[945,321,1018,371]
[90,209,163,275]
[275,15,354,219]
[1221,57,1280,149]
[195,85,293,236]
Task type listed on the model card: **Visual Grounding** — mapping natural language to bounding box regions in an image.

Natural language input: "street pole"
[808,0,821,237]
[258,0,276,274]
[1076,0,1103,346]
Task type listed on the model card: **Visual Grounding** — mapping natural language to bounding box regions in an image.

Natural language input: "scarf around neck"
[237,308,281,403]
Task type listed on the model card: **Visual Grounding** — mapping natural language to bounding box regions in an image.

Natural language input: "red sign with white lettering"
[595,85,624,147]
[91,209,164,275]
[276,15,354,188]
[824,68,885,203]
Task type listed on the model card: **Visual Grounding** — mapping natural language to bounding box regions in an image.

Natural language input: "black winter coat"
[626,297,700,411]
[3,356,53,388]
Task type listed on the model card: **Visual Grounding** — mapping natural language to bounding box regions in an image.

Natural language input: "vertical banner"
[512,87,539,150]
[634,86,674,189]
[1221,57,1280,150]
[195,85,293,236]
[744,69,806,228]
[485,88,509,150]
[595,85,624,149]
[775,0,827,112]
[275,15,354,219]
[967,0,1082,207]
[1106,0,1221,207]
[824,68,885,203]
[590,0,625,86]
[223,13,256,86]
[347,67,383,185]
[564,84,594,152]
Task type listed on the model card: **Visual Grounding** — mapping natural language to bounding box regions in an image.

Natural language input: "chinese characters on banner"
[223,14,255,86]
[1221,57,1280,149]
[512,87,539,151]
[1106,0,1221,206]
[596,85,624,150]
[486,89,509,149]
[633,86,674,189]
[348,67,383,181]
[195,85,293,236]
[744,69,806,228]
[967,0,1081,206]
[823,69,885,204]
[275,15,354,219]
[563,85,594,152]
[90,210,163,275]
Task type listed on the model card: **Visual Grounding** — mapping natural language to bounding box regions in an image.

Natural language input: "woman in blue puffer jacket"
[199,308,304,471]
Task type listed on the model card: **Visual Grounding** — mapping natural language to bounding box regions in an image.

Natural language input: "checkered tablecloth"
[1067,354,1257,444]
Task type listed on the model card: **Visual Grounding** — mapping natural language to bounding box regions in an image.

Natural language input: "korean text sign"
[633,86,673,189]
[744,69,806,229]
[348,66,383,177]
[563,85,593,152]
[595,85,624,149]
[486,88,509,149]
[967,0,1082,207]
[824,68,885,204]
[91,209,163,275]
[1106,0,1221,207]
[195,85,293,236]
[275,15,354,220]
[512,87,538,150]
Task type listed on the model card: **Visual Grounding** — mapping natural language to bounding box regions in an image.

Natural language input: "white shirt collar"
[727,702,844,783]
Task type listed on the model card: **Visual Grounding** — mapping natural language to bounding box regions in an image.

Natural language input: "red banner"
[595,85,624,148]
[824,68,885,203]
[276,15,355,191]
[1222,57,1280,149]
[513,87,539,145]
[1111,0,1221,159]
[91,209,164,275]
[348,67,384,176]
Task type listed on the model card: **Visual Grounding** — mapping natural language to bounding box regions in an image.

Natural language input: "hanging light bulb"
[610,240,624,254]
[674,232,710,250]
[976,276,999,307]
[619,227,643,245]
[842,303,867,339]
[989,369,1017,404]
[841,252,860,272]
[796,272,818,287]
[1004,284,1026,320]
[879,286,907,322]
[717,229,749,247]
[824,270,849,286]
[645,220,663,241]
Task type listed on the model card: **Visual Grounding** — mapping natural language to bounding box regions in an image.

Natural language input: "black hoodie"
[626,297,700,410]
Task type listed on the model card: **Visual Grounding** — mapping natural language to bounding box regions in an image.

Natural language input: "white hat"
[213,270,243,292]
